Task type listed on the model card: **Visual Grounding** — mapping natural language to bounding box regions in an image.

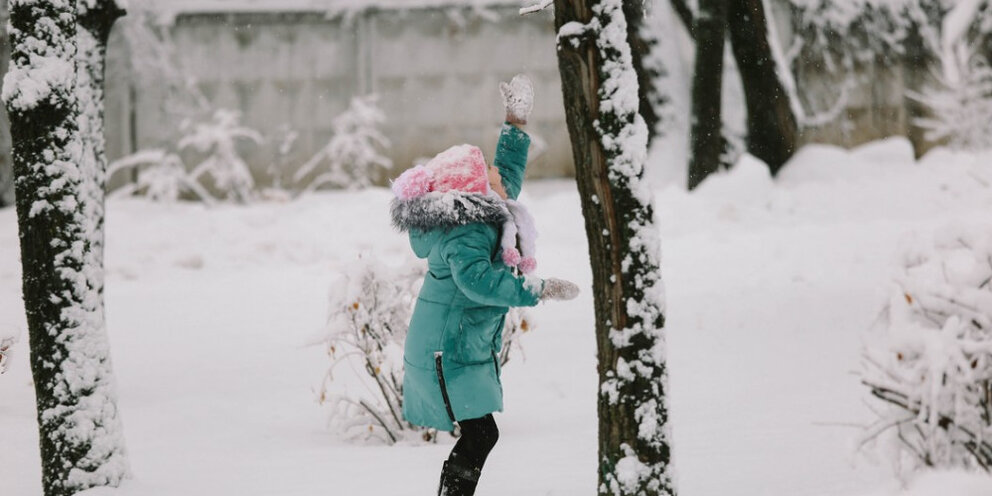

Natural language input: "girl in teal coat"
[390,75,578,495]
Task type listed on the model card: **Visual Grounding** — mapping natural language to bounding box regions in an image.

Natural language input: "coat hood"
[390,191,509,257]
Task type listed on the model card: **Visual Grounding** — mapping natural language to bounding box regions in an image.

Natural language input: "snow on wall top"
[137,0,523,15]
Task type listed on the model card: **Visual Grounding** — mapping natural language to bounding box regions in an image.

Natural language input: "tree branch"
[520,0,553,16]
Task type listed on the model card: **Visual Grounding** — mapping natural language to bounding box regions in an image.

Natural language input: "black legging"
[448,414,499,477]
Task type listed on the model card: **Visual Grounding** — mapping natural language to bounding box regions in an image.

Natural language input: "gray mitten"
[541,278,579,301]
[500,74,535,125]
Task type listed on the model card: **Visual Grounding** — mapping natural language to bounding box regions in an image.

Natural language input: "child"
[389,75,579,496]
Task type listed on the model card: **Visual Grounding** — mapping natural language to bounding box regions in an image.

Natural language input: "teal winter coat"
[391,124,539,431]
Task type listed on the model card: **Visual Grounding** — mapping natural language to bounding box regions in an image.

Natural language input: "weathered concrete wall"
[91,2,943,195]
[104,7,571,190]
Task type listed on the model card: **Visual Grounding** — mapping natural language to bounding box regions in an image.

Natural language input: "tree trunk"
[78,0,126,278]
[4,1,128,494]
[688,0,727,189]
[623,0,665,144]
[553,1,675,495]
[726,0,797,175]
[668,0,695,39]
[902,15,935,158]
[0,0,12,207]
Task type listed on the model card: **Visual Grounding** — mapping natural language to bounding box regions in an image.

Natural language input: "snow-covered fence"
[862,227,992,474]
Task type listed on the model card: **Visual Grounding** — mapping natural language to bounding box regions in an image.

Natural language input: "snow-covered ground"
[3,138,992,495]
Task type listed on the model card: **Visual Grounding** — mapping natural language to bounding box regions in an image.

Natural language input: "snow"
[1,55,76,112]
[3,138,992,494]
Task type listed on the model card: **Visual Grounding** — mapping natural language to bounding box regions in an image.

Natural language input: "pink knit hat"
[392,144,489,200]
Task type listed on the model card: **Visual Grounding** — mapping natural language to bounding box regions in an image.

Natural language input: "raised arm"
[495,74,534,200]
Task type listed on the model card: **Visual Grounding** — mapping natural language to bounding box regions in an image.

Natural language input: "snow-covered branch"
[519,0,553,16]
[862,227,992,475]
[0,333,18,375]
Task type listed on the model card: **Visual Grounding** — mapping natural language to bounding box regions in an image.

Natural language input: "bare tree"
[623,0,666,144]
[3,0,128,494]
[552,0,675,494]
[688,0,727,189]
[726,0,797,175]
[78,0,126,296]
[678,0,800,185]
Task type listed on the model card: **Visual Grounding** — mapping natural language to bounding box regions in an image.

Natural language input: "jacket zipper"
[434,352,457,424]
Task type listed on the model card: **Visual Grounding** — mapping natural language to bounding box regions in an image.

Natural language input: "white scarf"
[498,198,538,274]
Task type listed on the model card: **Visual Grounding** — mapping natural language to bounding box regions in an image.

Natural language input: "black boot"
[437,460,480,496]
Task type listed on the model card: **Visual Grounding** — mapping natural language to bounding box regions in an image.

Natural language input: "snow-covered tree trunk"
[553,1,675,494]
[78,0,126,272]
[726,0,797,175]
[688,0,727,190]
[2,0,128,494]
[623,0,666,144]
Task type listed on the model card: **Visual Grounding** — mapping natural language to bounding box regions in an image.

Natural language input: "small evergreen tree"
[180,109,262,203]
[295,95,392,192]
[914,55,992,150]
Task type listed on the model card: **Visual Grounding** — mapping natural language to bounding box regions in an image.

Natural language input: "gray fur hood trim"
[390,191,509,232]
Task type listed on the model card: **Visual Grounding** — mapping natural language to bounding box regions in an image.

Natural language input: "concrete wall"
[1,2,940,199]
[104,7,571,190]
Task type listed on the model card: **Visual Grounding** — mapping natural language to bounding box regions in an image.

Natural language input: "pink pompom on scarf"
[518,256,537,274]
[502,247,522,267]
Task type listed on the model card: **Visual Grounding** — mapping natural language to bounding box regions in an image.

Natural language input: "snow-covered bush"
[260,124,299,201]
[0,333,18,375]
[914,55,992,151]
[499,307,535,367]
[319,256,424,444]
[109,109,261,203]
[789,0,944,69]
[295,95,392,192]
[319,254,534,444]
[180,109,263,203]
[107,149,213,203]
[861,226,992,474]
